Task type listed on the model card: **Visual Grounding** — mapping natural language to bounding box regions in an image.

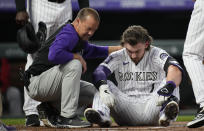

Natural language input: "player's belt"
[19,69,32,92]
[48,0,65,3]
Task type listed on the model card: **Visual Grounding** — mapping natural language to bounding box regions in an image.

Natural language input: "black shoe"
[84,108,111,127]
[25,114,40,127]
[187,107,204,128]
[159,96,179,127]
[57,115,91,128]
[37,102,59,127]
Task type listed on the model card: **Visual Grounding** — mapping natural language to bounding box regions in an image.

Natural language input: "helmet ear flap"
[36,21,47,42]
[25,22,38,43]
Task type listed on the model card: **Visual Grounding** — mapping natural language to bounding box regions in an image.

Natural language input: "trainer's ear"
[77,17,82,25]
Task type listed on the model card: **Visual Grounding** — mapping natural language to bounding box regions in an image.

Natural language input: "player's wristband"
[166,81,176,89]
[95,80,107,90]
[157,81,176,96]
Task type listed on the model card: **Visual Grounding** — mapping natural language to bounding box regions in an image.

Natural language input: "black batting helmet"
[17,22,46,54]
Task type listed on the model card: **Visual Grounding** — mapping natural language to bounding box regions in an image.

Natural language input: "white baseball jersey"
[183,0,204,108]
[102,46,170,100]
[92,46,180,125]
[24,0,72,116]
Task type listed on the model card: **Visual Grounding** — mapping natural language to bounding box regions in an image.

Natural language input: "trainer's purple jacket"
[48,24,108,64]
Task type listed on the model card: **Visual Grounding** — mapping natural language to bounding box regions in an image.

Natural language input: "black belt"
[19,69,32,92]
[48,0,65,3]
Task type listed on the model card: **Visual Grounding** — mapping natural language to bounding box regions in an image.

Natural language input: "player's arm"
[15,0,29,25]
[166,65,182,87]
[93,64,115,107]
[93,65,111,90]
[164,56,183,87]
[93,52,121,107]
[78,0,89,9]
[157,57,183,106]
[93,53,119,87]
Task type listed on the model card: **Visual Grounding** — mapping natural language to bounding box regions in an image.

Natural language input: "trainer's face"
[76,15,99,41]
[124,42,149,64]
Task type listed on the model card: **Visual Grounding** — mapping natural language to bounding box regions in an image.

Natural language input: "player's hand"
[157,81,176,106]
[16,11,29,25]
[99,84,115,108]
[73,53,87,73]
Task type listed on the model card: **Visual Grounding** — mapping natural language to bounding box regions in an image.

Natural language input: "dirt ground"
[13,122,204,131]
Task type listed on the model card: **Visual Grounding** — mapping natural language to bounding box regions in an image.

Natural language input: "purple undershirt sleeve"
[93,65,111,85]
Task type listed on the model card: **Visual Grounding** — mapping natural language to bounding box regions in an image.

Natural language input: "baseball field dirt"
[14,122,204,131]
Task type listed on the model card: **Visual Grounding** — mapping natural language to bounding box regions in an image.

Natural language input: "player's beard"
[132,58,139,65]
[131,57,143,65]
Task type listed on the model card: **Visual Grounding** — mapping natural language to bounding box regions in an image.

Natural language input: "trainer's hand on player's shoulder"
[99,84,115,108]
[16,11,29,25]
[73,53,87,73]
[157,81,176,106]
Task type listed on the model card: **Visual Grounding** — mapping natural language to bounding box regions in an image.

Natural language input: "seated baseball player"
[84,25,183,127]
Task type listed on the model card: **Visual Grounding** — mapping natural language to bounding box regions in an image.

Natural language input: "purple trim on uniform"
[2,124,16,131]
[166,81,176,88]
[97,110,105,116]
[93,65,111,84]
[83,43,108,59]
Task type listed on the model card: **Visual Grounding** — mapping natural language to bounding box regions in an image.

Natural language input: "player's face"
[124,42,149,64]
[76,15,99,41]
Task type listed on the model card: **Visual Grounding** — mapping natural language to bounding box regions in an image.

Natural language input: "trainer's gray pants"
[27,60,96,118]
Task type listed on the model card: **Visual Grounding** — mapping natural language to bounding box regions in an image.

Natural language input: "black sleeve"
[78,0,89,9]
[164,56,183,74]
[15,0,26,12]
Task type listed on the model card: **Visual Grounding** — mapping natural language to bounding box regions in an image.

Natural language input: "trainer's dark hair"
[121,25,153,50]
[76,8,100,23]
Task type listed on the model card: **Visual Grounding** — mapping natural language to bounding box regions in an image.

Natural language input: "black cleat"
[159,96,179,127]
[37,102,59,127]
[187,107,204,128]
[159,101,179,126]
[57,115,91,128]
[25,114,40,127]
[84,108,111,127]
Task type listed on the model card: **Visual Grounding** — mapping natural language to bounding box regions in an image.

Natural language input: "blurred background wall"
[0,0,196,117]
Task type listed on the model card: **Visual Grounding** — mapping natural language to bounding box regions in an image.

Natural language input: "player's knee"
[63,59,82,74]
